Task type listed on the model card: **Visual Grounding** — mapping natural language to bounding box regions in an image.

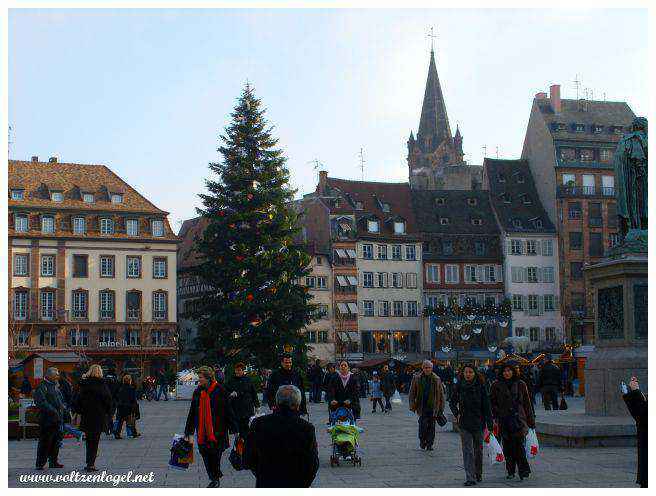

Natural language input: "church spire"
[416,48,452,153]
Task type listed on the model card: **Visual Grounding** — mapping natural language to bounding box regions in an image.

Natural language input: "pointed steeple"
[416,49,452,153]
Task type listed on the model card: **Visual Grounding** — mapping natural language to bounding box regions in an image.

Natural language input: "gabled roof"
[484,158,556,234]
[416,49,452,152]
[177,216,210,270]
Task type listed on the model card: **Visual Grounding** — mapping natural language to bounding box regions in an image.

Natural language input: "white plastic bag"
[525,428,539,458]
[391,390,402,404]
[483,431,505,466]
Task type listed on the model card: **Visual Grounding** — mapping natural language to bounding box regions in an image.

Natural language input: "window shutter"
[373,273,379,288]
[522,267,528,283]
[538,295,544,315]
[506,239,512,255]
[535,240,542,255]
[523,295,529,312]
[496,265,503,282]
[536,267,543,283]
[476,265,484,283]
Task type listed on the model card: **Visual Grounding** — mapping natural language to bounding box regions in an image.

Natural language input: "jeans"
[541,387,559,410]
[371,398,384,412]
[418,411,436,448]
[198,444,224,482]
[85,431,101,467]
[311,383,322,403]
[36,425,62,468]
[156,384,169,401]
[384,395,392,411]
[459,428,483,482]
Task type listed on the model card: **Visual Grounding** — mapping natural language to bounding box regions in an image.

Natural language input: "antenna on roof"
[307,158,324,184]
[573,74,582,100]
[603,92,607,101]
[358,148,366,181]
[495,146,499,159]
[8,124,13,156]
[481,145,487,159]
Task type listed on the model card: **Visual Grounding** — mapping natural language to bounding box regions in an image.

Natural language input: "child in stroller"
[327,400,363,467]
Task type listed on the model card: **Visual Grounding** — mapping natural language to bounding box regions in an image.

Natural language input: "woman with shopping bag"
[490,364,535,481]
[449,364,494,486]
[184,366,236,487]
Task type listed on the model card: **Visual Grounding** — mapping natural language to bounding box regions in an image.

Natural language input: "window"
[426,264,440,284]
[40,329,57,347]
[394,221,405,234]
[569,232,582,250]
[41,215,55,234]
[613,126,624,134]
[545,327,557,341]
[377,272,388,288]
[542,267,555,283]
[393,301,404,317]
[560,148,576,162]
[100,218,114,235]
[530,327,540,342]
[467,198,478,206]
[99,329,117,345]
[445,265,459,284]
[562,174,576,186]
[512,294,523,311]
[405,245,416,261]
[11,189,24,200]
[362,244,373,259]
[593,125,603,134]
[152,219,164,237]
[426,295,443,309]
[14,214,29,232]
[582,174,595,194]
[367,219,379,233]
[609,233,621,248]
[602,176,614,196]
[126,291,141,320]
[568,202,582,219]
[127,256,141,278]
[151,330,167,346]
[317,276,327,289]
[377,245,388,260]
[590,232,604,257]
[464,265,478,283]
[100,255,115,278]
[355,201,363,210]
[126,329,140,346]
[528,295,539,313]
[570,262,583,280]
[406,273,417,288]
[542,239,554,256]
[72,217,86,234]
[526,240,538,255]
[318,330,328,343]
[153,292,168,320]
[99,291,115,320]
[544,295,556,312]
[111,194,123,204]
[392,245,402,260]
[72,254,88,278]
[305,276,316,288]
[475,241,486,256]
[126,219,139,237]
[82,193,94,203]
[526,267,538,283]
[392,272,403,288]
[442,240,453,255]
[381,203,390,212]
[440,217,450,225]
[600,149,613,163]
[13,254,29,276]
[363,272,374,288]
[72,290,88,319]
[41,255,55,277]
[406,301,418,317]
[307,331,317,342]
[435,197,446,205]
[511,239,523,255]
[17,329,30,346]
[516,174,525,184]
[40,290,55,320]
[513,219,522,229]
[151,257,167,279]
[580,149,595,162]
[484,265,497,283]
[13,291,28,320]
[608,203,618,229]
[511,266,523,283]
[471,218,482,226]
[51,192,64,202]
[521,194,532,205]
[362,300,374,317]
[571,292,585,312]
[503,193,511,204]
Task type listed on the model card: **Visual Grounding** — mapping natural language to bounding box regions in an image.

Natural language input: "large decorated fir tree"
[190,85,316,369]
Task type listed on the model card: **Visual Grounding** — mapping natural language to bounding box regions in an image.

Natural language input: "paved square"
[8,395,637,488]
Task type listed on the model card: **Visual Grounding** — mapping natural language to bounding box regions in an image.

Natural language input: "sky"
[8,8,649,230]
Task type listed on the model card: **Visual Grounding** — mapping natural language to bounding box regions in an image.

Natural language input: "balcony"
[556,159,614,170]
[126,308,141,321]
[588,217,603,227]
[558,186,615,199]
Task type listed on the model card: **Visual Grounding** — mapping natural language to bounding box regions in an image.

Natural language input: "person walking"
[33,367,66,470]
[369,372,385,413]
[450,364,494,486]
[104,373,120,435]
[184,366,235,487]
[74,365,113,472]
[114,374,140,438]
[226,362,260,438]
[59,371,83,441]
[329,361,361,419]
[623,376,647,488]
[308,360,324,403]
[322,363,338,418]
[408,360,445,451]
[245,385,319,487]
[265,354,307,415]
[490,364,535,481]
[538,359,561,410]
[155,369,170,401]
[380,364,396,413]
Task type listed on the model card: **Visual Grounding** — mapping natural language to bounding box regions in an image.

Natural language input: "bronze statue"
[614,117,648,240]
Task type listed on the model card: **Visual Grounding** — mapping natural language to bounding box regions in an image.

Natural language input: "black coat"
[226,375,260,420]
[265,368,307,414]
[329,374,361,418]
[74,377,113,433]
[380,371,396,396]
[58,378,73,408]
[623,390,647,487]
[116,384,138,418]
[308,365,323,385]
[449,378,493,434]
[322,371,338,400]
[33,378,66,428]
[184,382,236,450]
[245,408,319,488]
[538,363,561,389]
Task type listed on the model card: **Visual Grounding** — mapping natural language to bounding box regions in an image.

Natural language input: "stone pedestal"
[584,254,648,416]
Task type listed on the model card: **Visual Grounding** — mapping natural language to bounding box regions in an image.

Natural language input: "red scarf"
[198,381,218,446]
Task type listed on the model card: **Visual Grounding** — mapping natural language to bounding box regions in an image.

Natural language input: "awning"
[347,249,357,258]
[347,276,358,286]
[336,249,347,258]
[336,276,348,286]
[347,303,359,314]
[337,303,349,313]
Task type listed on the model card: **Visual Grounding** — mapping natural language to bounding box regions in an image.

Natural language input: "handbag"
[169,435,194,470]
[228,436,247,471]
[435,411,447,427]
[559,396,568,411]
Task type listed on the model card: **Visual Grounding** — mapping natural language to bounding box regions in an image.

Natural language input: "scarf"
[198,381,218,446]
[339,372,352,388]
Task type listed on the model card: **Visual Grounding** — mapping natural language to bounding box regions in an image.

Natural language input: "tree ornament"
[246,293,254,301]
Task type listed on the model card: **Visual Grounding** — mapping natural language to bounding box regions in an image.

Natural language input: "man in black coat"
[308,360,324,403]
[33,367,66,469]
[623,376,647,488]
[265,354,307,415]
[245,385,319,487]
[380,364,396,413]
[538,359,561,410]
[226,362,260,438]
[322,363,338,416]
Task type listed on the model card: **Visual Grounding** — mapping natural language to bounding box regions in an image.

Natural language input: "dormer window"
[467,198,477,206]
[440,218,450,226]
[574,123,585,133]
[100,218,115,235]
[497,174,505,183]
[11,189,24,201]
[516,174,524,184]
[152,219,165,237]
[83,193,94,203]
[613,126,624,134]
[382,203,391,213]
[534,219,543,229]
[503,194,511,204]
[367,219,379,233]
[555,123,566,131]
[593,125,603,133]
[435,197,446,206]
[111,194,123,204]
[521,194,532,205]
[51,191,64,202]
[513,219,523,229]
[393,221,406,235]
[471,218,482,226]
[355,201,363,210]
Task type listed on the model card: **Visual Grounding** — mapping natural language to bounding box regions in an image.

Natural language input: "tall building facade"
[9,158,179,378]
[521,85,635,345]
[485,158,563,351]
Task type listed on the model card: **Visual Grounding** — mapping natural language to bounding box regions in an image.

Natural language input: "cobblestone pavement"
[8,395,637,488]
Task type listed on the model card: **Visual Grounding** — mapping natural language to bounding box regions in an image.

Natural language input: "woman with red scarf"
[185,366,236,487]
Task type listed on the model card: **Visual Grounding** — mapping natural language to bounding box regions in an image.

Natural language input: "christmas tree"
[190,84,316,369]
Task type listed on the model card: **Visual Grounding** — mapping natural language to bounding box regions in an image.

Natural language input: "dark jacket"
[116,383,138,418]
[538,363,561,390]
[449,377,493,433]
[33,378,66,428]
[408,372,445,416]
[20,378,33,395]
[329,373,361,418]
[308,365,323,385]
[265,368,307,414]
[322,371,338,400]
[184,382,236,450]
[58,378,73,408]
[623,389,647,487]
[226,375,260,420]
[245,407,319,488]
[74,377,113,433]
[490,378,535,438]
[380,371,396,396]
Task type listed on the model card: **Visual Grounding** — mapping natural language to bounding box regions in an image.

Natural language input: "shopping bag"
[228,436,246,471]
[391,390,402,404]
[525,428,539,458]
[483,431,505,466]
[249,409,266,426]
[169,434,194,470]
[559,396,568,411]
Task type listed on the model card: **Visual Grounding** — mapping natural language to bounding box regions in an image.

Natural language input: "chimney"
[31,156,39,162]
[550,84,561,113]
[48,156,58,163]
[535,92,547,100]
[318,170,328,190]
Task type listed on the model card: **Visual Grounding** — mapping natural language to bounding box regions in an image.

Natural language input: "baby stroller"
[327,402,363,467]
